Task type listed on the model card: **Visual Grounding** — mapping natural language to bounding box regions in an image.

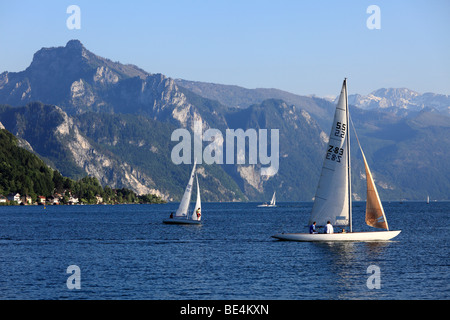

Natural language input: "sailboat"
[273,79,401,241]
[163,161,202,225]
[257,191,276,207]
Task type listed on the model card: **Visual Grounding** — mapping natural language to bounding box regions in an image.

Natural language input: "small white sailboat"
[273,79,401,242]
[163,161,202,225]
[257,191,276,207]
[426,195,430,204]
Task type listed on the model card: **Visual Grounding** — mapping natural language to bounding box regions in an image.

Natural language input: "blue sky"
[0,0,449,97]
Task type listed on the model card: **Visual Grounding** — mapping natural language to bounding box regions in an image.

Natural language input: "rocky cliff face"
[0,102,171,199]
[54,110,166,198]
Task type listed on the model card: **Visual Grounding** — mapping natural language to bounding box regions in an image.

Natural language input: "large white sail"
[191,174,201,221]
[309,80,350,227]
[175,160,197,217]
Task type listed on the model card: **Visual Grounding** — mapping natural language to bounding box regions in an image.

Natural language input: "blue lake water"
[0,201,448,300]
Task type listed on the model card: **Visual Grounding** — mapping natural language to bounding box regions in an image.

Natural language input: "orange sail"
[361,150,389,230]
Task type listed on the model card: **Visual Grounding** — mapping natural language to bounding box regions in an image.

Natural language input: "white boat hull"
[163,218,202,225]
[272,230,401,242]
[257,205,276,208]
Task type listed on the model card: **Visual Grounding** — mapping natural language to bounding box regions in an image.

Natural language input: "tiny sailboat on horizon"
[257,191,276,208]
[163,160,202,225]
[273,79,401,242]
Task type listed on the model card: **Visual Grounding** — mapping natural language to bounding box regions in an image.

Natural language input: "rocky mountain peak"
[65,39,84,50]
[29,40,88,71]
[371,88,420,100]
[347,87,449,114]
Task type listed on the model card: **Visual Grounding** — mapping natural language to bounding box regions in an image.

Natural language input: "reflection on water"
[314,241,357,261]
[363,241,393,255]
[310,241,395,299]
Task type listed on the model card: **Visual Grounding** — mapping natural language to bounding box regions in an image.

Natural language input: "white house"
[7,193,21,203]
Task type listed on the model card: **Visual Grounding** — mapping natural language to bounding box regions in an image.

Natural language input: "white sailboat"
[273,79,401,241]
[191,174,202,221]
[163,161,202,225]
[257,191,276,207]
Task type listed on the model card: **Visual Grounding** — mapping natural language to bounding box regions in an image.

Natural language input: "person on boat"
[309,222,318,234]
[169,212,174,219]
[196,208,201,220]
[324,221,334,234]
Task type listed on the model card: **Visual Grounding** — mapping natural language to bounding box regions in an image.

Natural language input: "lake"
[0,201,448,300]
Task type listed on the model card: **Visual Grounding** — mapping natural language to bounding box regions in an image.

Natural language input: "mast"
[345,78,352,233]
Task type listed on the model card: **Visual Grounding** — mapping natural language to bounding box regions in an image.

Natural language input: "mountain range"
[347,88,450,115]
[0,40,449,201]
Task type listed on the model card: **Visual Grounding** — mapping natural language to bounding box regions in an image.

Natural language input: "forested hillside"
[0,128,165,204]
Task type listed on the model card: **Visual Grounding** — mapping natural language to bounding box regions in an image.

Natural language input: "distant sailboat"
[273,79,401,241]
[427,195,430,204]
[257,191,276,208]
[163,161,202,225]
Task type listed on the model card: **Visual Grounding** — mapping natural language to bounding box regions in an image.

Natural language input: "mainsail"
[270,192,276,206]
[175,160,197,217]
[309,79,350,227]
[191,174,201,221]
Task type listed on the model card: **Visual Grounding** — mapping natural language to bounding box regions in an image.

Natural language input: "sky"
[0,0,449,97]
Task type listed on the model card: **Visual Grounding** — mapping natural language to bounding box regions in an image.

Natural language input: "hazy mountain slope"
[350,107,450,200]
[175,79,335,126]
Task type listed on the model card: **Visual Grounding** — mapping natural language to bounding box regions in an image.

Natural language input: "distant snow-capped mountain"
[345,88,450,113]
